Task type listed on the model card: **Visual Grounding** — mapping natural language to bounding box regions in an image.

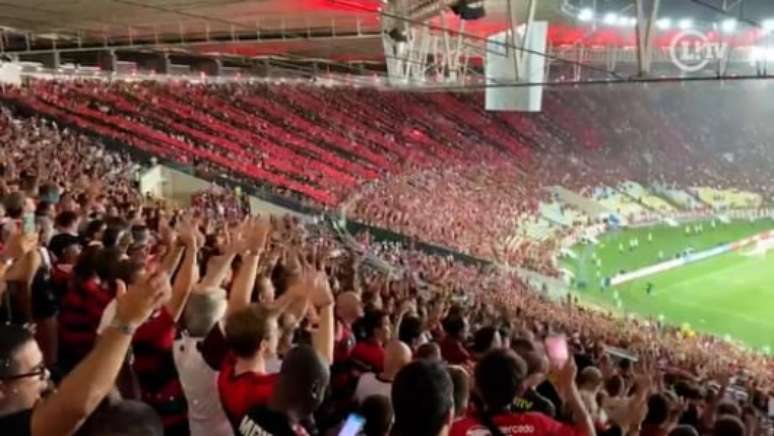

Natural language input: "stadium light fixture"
[656,17,672,30]
[578,8,594,22]
[603,12,618,25]
[720,18,737,33]
[678,18,693,30]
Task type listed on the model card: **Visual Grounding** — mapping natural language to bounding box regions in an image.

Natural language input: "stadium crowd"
[0,99,772,436]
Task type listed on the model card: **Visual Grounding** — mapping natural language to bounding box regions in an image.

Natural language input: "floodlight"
[655,18,672,30]
[720,18,737,33]
[603,12,618,25]
[578,8,594,22]
[678,18,693,30]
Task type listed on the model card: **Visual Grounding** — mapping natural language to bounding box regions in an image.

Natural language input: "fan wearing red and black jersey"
[451,349,595,436]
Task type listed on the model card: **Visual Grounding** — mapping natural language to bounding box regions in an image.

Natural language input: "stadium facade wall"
[140,164,298,216]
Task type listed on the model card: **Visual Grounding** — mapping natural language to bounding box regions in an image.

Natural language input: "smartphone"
[545,335,569,368]
[21,212,36,234]
[339,413,365,436]
[768,396,773,418]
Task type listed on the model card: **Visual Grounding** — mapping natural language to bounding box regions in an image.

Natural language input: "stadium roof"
[2,0,774,74]
[0,0,557,59]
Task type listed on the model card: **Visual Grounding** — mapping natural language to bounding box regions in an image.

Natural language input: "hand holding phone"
[339,413,365,436]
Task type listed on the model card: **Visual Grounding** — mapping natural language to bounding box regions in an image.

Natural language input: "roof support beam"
[634,0,660,77]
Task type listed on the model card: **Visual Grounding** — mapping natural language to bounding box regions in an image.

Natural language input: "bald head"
[336,291,363,324]
[383,340,412,378]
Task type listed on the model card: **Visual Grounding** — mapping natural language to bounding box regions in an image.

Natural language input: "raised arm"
[308,259,335,366]
[228,251,261,316]
[0,231,39,302]
[556,357,597,436]
[700,374,730,432]
[226,217,271,317]
[31,272,171,436]
[311,285,335,366]
[165,219,202,321]
[157,218,184,275]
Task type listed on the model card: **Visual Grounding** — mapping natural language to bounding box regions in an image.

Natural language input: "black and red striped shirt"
[218,353,278,429]
[57,277,113,372]
[132,307,189,435]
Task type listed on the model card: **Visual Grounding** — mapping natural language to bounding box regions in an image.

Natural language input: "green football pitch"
[563,218,774,353]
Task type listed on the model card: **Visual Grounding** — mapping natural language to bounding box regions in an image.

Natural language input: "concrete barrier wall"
[140,164,298,216]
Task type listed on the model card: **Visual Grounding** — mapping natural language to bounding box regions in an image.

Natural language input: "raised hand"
[397,298,416,315]
[114,272,172,328]
[309,267,334,309]
[245,215,272,254]
[285,250,333,308]
[158,216,177,246]
[219,218,250,255]
[555,353,578,394]
[176,214,203,249]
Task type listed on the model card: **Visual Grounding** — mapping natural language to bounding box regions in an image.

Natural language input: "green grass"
[564,218,774,353]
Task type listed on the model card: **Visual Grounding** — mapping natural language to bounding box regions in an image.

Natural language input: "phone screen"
[545,335,569,368]
[339,413,365,436]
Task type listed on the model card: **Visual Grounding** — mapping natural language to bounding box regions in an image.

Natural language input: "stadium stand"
[690,187,763,210]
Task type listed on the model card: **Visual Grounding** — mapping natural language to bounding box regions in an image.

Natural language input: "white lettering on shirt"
[238,416,272,436]
[466,424,536,436]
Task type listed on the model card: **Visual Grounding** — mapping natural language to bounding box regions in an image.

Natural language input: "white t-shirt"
[353,372,392,404]
[99,303,233,436]
[173,333,234,436]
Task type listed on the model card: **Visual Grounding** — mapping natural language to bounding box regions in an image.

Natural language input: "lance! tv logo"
[669,30,729,73]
